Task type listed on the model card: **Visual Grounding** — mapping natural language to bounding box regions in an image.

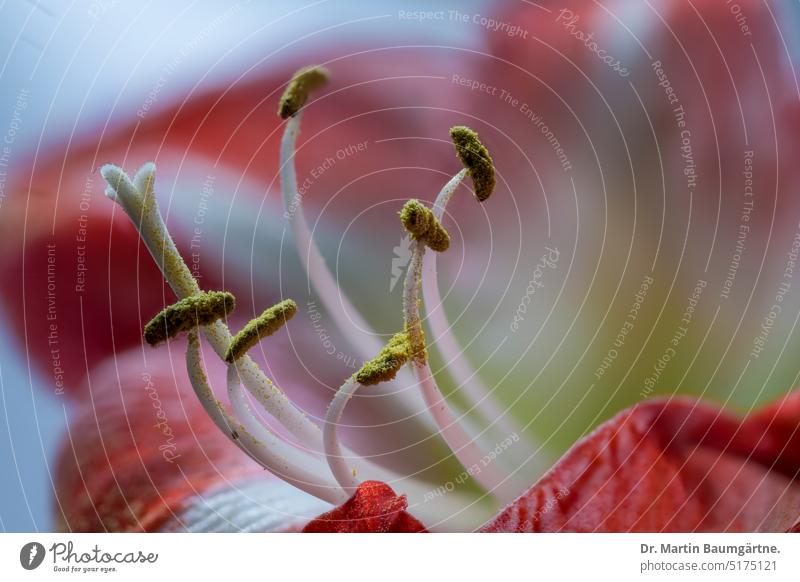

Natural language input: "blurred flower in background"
[1,0,800,531]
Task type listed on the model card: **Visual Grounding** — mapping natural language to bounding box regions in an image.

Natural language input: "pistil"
[101,164,322,450]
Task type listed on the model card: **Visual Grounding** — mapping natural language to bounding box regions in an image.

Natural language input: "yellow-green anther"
[399,199,450,252]
[224,299,298,363]
[144,291,235,346]
[355,332,412,386]
[450,125,495,202]
[278,66,329,119]
[399,199,431,237]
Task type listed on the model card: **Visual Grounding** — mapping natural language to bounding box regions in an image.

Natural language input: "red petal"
[0,214,188,394]
[303,481,427,533]
[55,344,261,531]
[481,393,800,532]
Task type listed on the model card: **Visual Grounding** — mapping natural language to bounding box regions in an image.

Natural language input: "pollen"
[144,291,235,346]
[399,199,450,252]
[278,66,330,119]
[355,332,412,386]
[225,299,298,362]
[450,125,495,202]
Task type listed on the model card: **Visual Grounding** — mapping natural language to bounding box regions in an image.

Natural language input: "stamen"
[278,65,329,119]
[278,84,384,358]
[144,291,235,346]
[100,92,527,523]
[354,332,410,386]
[225,363,347,504]
[101,163,323,450]
[185,332,346,504]
[185,331,241,438]
[276,69,453,458]
[403,215,517,504]
[450,126,495,202]
[323,333,417,494]
[225,299,297,363]
[424,134,540,475]
[323,377,361,495]
[425,171,531,450]
[400,200,450,253]
[402,239,428,364]
[323,333,421,496]
[322,380,497,530]
[323,363,497,528]
[276,70,474,492]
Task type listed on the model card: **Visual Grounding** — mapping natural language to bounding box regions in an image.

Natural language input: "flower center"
[100,65,535,528]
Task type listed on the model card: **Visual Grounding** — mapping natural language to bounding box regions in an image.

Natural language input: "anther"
[278,65,329,119]
[450,126,495,202]
[144,291,235,346]
[225,299,298,363]
[354,332,411,386]
[400,199,450,252]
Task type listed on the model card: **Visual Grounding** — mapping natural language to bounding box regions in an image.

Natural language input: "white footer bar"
[1,533,797,581]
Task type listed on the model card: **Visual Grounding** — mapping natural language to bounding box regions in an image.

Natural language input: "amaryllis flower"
[3,1,800,532]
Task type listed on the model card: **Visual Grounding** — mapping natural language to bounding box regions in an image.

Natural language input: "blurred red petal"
[481,392,800,532]
[0,209,183,394]
[55,343,262,532]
